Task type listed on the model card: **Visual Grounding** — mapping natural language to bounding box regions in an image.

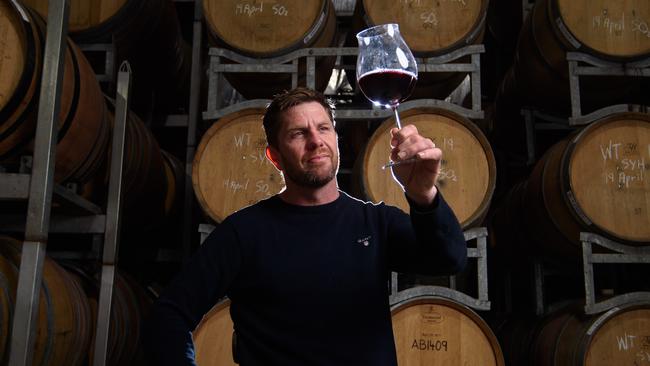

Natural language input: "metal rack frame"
[78,42,115,84]
[521,51,650,166]
[390,227,491,311]
[180,0,205,263]
[91,61,131,366]
[530,233,650,316]
[567,52,650,126]
[581,232,650,315]
[203,44,485,121]
[521,108,576,166]
[0,1,130,364]
[7,3,71,363]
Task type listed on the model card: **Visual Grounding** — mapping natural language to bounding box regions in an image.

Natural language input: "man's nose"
[306,129,324,148]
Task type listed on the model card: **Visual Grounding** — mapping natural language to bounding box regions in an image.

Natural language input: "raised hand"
[388,125,442,206]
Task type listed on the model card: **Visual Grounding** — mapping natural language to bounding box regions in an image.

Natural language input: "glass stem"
[392,106,402,129]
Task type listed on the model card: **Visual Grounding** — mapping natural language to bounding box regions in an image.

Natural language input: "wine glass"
[356,23,418,169]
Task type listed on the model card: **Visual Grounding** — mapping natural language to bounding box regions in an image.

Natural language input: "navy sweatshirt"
[144,191,466,365]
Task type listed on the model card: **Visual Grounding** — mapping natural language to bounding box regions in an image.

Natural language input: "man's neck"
[279,180,340,206]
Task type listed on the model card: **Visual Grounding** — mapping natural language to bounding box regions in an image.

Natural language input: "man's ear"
[265,146,282,171]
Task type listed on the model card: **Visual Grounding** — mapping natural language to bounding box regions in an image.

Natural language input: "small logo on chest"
[356,236,371,247]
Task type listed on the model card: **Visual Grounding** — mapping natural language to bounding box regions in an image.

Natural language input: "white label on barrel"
[592,10,625,35]
[600,140,645,189]
[616,333,650,364]
[432,138,458,184]
[255,180,270,194]
[636,335,650,364]
[632,19,650,38]
[411,339,449,352]
[591,9,650,39]
[223,178,250,193]
[272,4,289,16]
[249,151,271,166]
[234,1,291,18]
[637,350,650,363]
[235,1,264,17]
[234,133,252,147]
[617,332,637,351]
[438,167,458,183]
[420,10,439,29]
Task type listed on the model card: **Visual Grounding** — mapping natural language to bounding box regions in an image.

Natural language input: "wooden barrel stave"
[161,149,185,219]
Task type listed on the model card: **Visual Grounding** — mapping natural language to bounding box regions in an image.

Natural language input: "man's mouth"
[307,154,329,164]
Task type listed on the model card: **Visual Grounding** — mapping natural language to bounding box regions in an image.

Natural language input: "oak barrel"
[530,302,650,366]
[22,0,191,113]
[354,0,488,99]
[202,0,338,99]
[192,108,285,223]
[522,111,650,258]
[391,295,504,366]
[0,1,109,184]
[89,271,152,366]
[61,263,152,366]
[193,298,237,366]
[0,236,92,366]
[100,99,167,232]
[509,0,650,112]
[161,149,185,220]
[359,108,496,229]
[21,0,134,40]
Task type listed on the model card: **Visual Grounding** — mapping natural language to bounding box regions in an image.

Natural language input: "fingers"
[390,125,441,163]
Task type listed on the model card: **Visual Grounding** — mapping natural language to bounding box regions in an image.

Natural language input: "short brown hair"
[263,87,335,147]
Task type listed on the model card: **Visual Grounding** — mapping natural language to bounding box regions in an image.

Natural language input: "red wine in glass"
[358,69,417,107]
[356,24,418,169]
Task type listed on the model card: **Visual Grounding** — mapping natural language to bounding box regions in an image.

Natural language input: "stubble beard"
[283,154,339,188]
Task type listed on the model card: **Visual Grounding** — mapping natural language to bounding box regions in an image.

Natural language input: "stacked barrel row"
[0,2,186,365]
[485,1,650,365]
[0,235,152,365]
[0,0,185,232]
[488,0,650,267]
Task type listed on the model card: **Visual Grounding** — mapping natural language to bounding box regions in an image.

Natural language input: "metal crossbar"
[204,45,485,121]
[391,227,491,311]
[581,232,650,314]
[566,52,650,126]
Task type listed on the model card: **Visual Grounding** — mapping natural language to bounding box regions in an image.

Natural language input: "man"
[144,87,467,365]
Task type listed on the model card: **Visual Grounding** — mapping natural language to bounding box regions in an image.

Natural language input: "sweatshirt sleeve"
[143,220,242,365]
[387,192,467,276]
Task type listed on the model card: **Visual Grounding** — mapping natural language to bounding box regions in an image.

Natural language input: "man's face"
[268,101,339,188]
